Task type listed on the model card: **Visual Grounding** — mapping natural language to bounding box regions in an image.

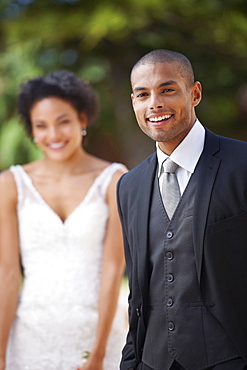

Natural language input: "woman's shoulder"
[0,169,18,206]
[0,160,42,200]
[104,163,128,202]
[109,163,128,182]
[0,167,16,186]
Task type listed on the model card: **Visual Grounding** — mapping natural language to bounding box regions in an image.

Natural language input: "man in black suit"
[117,49,247,370]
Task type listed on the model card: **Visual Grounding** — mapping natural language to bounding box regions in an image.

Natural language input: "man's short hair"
[131,49,195,87]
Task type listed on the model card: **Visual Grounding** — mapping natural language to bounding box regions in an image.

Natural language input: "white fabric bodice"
[6,163,127,370]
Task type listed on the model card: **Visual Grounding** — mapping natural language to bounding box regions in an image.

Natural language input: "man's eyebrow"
[133,80,177,92]
[159,80,177,87]
[133,87,146,92]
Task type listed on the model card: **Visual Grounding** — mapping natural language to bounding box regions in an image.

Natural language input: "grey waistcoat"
[142,167,239,370]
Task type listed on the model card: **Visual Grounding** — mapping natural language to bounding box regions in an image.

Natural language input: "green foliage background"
[1,0,247,170]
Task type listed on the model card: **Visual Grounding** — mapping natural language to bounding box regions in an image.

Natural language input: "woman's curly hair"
[17,70,99,137]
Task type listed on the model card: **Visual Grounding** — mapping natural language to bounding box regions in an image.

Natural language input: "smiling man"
[117,49,247,370]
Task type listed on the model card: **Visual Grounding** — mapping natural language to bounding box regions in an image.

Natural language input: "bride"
[0,71,128,370]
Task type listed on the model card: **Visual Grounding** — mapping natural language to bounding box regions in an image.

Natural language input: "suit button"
[167,273,174,282]
[167,298,173,307]
[166,251,174,260]
[136,308,140,317]
[168,321,175,331]
[166,231,173,239]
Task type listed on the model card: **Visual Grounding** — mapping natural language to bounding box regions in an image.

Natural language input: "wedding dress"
[6,163,127,370]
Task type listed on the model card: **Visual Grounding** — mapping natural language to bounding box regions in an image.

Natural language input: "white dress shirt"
[157,119,205,196]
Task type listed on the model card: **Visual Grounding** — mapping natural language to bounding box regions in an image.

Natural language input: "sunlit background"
[1,0,247,170]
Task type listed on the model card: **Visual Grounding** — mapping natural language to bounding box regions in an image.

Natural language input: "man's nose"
[149,94,164,110]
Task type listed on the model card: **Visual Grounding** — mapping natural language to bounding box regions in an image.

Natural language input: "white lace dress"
[6,163,127,370]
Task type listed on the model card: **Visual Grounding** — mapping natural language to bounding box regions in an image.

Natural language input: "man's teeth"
[49,142,65,149]
[149,115,171,122]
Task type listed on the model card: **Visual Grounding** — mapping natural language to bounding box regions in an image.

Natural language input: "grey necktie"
[162,158,181,219]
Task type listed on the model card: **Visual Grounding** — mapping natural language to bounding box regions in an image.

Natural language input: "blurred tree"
[0,0,247,170]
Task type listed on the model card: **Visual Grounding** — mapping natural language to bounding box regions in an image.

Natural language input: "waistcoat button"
[166,251,174,260]
[166,231,173,239]
[167,273,174,282]
[167,298,173,307]
[168,321,175,331]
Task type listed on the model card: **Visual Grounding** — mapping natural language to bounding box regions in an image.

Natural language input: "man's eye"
[60,120,70,124]
[162,88,174,93]
[137,92,148,98]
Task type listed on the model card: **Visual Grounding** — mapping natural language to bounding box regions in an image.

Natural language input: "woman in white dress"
[0,71,128,370]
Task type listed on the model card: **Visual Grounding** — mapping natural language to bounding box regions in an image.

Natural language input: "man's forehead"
[133,60,180,73]
[131,61,182,87]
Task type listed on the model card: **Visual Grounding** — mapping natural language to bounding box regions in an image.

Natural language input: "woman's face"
[30,97,87,162]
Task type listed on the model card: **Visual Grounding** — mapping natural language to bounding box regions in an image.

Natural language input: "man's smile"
[147,114,173,127]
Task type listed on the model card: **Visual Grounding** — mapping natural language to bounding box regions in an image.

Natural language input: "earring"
[33,137,38,143]
[81,128,87,136]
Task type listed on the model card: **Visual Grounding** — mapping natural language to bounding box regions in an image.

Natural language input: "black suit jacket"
[117,128,247,370]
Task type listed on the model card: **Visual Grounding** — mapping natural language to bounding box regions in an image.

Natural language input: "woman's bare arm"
[0,171,22,370]
[79,168,127,370]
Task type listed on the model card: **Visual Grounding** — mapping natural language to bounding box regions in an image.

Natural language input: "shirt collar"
[157,119,205,177]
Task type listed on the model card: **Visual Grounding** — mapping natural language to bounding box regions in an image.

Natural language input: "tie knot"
[163,158,179,174]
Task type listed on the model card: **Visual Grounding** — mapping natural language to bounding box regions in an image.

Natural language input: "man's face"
[131,61,202,155]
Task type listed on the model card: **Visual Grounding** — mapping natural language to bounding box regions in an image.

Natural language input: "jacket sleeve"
[117,176,138,370]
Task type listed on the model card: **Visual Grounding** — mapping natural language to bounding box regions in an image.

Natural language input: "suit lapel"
[135,153,157,296]
[193,129,221,282]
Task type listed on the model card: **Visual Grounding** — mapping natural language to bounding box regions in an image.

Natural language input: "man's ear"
[192,81,202,107]
[131,93,135,106]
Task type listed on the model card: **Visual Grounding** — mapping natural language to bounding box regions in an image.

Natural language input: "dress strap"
[96,163,127,198]
[10,165,25,205]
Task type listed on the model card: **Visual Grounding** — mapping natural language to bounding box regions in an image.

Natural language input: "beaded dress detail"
[6,163,127,370]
